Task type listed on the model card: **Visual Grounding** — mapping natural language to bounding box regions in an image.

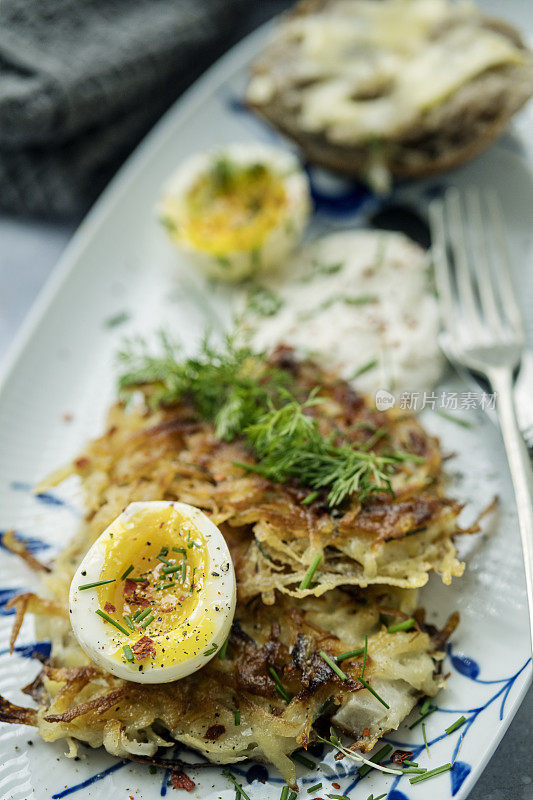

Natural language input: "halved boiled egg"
[69,501,236,683]
[159,143,311,282]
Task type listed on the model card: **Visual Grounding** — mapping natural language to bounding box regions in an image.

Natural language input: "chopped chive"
[189,567,197,593]
[319,651,347,681]
[445,716,466,735]
[234,709,240,726]
[136,607,152,623]
[401,767,427,774]
[420,696,432,715]
[172,547,186,554]
[223,768,251,800]
[351,358,378,380]
[327,795,350,800]
[121,565,134,580]
[162,565,179,574]
[218,635,229,660]
[299,553,322,590]
[288,792,297,800]
[204,643,218,657]
[358,744,392,777]
[95,610,130,636]
[280,786,289,800]
[435,410,472,428]
[269,667,291,703]
[141,614,155,628]
[368,795,387,800]
[358,676,390,709]
[157,554,171,565]
[410,705,437,728]
[293,752,316,770]
[387,617,415,634]
[159,546,169,557]
[409,764,452,784]
[78,578,116,591]
[301,491,319,506]
[123,615,135,631]
[181,551,187,583]
[307,784,322,794]
[159,581,176,590]
[335,647,365,662]
[123,644,134,662]
[403,760,419,767]
[359,635,368,679]
[422,722,430,757]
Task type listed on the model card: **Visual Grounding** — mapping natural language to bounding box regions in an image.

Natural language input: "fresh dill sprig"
[118,332,291,440]
[239,394,422,506]
[118,335,423,506]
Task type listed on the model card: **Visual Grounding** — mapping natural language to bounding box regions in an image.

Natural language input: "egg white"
[69,501,236,683]
[159,142,311,282]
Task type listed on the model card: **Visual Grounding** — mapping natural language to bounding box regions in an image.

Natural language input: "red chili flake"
[124,579,151,606]
[74,457,90,469]
[104,602,116,614]
[392,750,414,764]
[161,606,176,613]
[332,782,341,790]
[204,724,226,741]
[362,727,370,737]
[132,635,156,661]
[443,671,452,680]
[170,770,195,791]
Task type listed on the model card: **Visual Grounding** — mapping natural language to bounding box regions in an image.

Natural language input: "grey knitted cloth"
[0,0,250,219]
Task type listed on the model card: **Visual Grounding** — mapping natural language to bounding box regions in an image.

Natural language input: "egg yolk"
[96,506,215,668]
[182,158,287,255]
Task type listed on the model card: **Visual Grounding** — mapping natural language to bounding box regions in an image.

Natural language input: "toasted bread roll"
[247,0,533,189]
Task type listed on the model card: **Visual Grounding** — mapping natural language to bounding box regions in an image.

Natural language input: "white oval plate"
[0,16,532,800]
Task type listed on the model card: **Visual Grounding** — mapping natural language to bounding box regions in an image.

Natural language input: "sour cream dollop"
[241,229,444,393]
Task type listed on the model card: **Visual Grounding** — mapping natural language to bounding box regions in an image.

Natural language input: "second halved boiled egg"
[69,501,236,683]
[159,143,311,282]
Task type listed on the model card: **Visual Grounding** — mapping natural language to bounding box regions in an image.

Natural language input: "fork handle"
[490,366,533,650]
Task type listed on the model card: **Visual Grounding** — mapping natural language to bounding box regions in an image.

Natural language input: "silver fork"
[429,187,533,652]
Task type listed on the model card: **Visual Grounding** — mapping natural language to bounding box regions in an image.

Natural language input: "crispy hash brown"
[56,352,466,602]
[0,350,463,785]
[2,587,453,786]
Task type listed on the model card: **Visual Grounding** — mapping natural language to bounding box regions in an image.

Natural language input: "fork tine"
[465,188,505,337]
[444,188,483,335]
[429,198,457,336]
[486,189,525,342]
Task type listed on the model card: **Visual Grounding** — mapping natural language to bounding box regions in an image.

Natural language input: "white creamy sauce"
[241,229,444,394]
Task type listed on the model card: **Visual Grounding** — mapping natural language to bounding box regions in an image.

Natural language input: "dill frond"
[117,334,423,505]
[118,333,292,440]
[242,397,418,506]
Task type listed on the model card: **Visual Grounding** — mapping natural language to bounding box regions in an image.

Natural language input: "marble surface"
[1,1,532,796]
